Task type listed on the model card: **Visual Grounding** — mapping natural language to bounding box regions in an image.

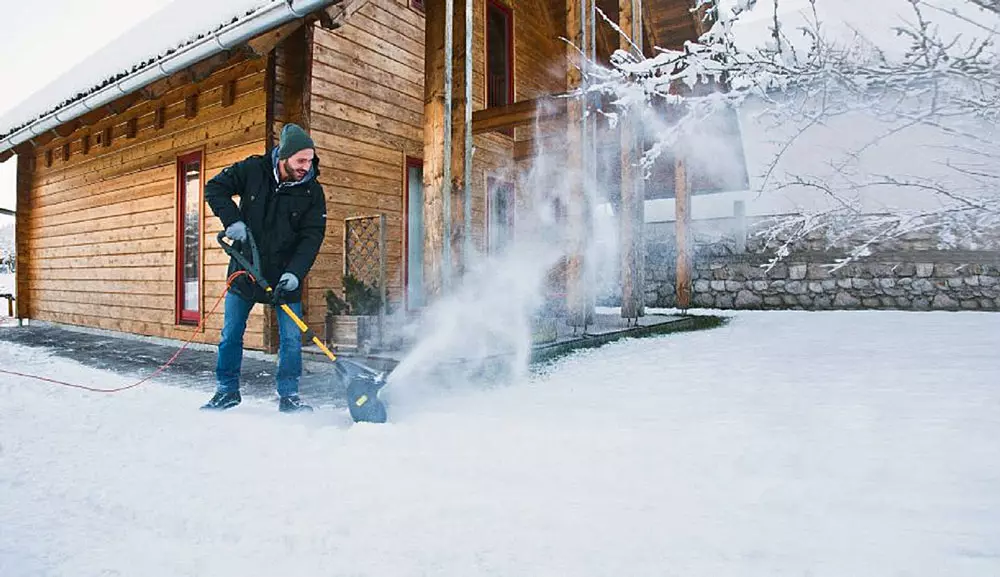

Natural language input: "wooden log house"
[0,0,710,352]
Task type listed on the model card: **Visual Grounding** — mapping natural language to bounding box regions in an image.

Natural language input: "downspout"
[0,0,335,154]
[463,0,473,266]
[443,0,454,291]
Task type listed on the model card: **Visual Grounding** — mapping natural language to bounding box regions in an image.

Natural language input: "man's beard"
[283,160,307,181]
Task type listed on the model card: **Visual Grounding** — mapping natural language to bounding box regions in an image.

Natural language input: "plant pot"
[325,313,381,352]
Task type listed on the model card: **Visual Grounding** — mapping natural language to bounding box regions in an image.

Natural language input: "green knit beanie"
[278,123,315,159]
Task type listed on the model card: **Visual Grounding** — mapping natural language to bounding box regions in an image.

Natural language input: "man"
[201,123,327,412]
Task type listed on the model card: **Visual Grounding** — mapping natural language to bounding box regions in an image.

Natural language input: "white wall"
[644,95,997,223]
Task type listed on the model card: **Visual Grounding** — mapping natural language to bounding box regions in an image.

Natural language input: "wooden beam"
[126,118,138,139]
[221,80,236,107]
[140,53,250,102]
[31,132,57,150]
[101,126,113,148]
[320,0,370,29]
[691,0,708,37]
[301,25,315,132]
[45,148,53,168]
[13,141,32,158]
[565,0,593,328]
[106,92,142,116]
[0,149,13,163]
[81,133,90,155]
[185,93,198,119]
[15,152,33,319]
[53,120,81,138]
[422,0,462,300]
[471,97,567,134]
[154,106,166,130]
[641,0,658,54]
[6,48,254,157]
[675,156,691,309]
[619,0,645,321]
[248,19,307,56]
[449,0,470,275]
[422,0,445,299]
[61,143,70,162]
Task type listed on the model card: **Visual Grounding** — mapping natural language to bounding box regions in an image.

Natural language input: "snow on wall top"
[0,0,280,142]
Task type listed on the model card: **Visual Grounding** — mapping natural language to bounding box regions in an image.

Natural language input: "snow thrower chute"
[217,230,388,423]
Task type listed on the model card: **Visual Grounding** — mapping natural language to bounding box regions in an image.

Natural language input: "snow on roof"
[0,0,280,142]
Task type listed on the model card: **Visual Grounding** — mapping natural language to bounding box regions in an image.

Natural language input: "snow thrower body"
[217,231,388,423]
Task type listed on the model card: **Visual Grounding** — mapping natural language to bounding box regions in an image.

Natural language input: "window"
[176,152,202,325]
[404,157,424,310]
[487,177,515,254]
[486,0,513,110]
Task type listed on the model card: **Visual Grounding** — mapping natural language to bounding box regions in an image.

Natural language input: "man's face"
[283,148,314,181]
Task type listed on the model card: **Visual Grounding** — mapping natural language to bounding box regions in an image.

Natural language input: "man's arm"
[205,159,250,228]
[285,186,328,282]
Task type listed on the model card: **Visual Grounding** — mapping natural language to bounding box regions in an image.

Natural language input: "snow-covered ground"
[0,272,12,296]
[2,311,999,577]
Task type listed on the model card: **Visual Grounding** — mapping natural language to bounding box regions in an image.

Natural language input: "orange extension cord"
[0,270,253,393]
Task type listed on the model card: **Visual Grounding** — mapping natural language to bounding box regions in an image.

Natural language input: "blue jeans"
[216,291,302,397]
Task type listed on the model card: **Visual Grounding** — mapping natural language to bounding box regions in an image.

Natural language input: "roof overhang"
[0,0,338,162]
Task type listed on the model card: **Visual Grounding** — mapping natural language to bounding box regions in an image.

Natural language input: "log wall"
[17,59,269,348]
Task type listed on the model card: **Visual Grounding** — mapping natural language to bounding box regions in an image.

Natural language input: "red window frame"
[175,151,203,325]
[485,0,514,110]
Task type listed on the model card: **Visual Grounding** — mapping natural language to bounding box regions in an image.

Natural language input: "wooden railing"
[471,97,568,135]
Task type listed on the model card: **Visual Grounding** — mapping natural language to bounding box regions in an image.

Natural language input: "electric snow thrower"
[217,230,388,423]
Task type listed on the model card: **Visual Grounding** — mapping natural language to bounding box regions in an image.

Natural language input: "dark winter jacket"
[205,149,327,304]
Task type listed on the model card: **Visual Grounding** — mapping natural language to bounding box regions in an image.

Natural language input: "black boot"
[201,390,241,411]
[279,395,313,413]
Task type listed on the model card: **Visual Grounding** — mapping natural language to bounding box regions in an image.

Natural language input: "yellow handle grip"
[266,287,338,363]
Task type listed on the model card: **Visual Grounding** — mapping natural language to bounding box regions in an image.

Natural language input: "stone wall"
[637,219,1000,311]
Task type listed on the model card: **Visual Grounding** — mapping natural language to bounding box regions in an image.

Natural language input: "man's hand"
[272,272,299,304]
[225,221,248,242]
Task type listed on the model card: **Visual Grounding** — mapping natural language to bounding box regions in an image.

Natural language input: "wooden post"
[449,0,469,275]
[619,0,645,322]
[15,153,32,320]
[675,156,691,309]
[422,0,468,300]
[423,0,448,301]
[462,0,473,267]
[565,0,594,329]
[262,51,279,354]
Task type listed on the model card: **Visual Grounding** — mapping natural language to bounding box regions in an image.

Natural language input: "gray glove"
[272,272,299,304]
[225,221,248,242]
[277,272,299,292]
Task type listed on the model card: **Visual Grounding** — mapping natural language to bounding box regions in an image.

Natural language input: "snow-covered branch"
[585,0,1000,267]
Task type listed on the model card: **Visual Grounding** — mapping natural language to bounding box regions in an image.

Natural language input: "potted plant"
[324,274,388,352]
